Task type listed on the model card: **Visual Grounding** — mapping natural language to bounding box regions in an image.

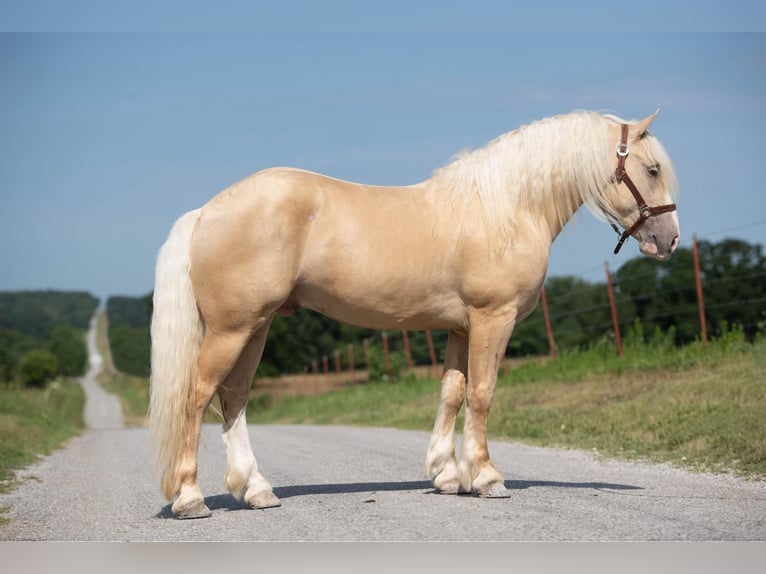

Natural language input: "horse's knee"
[440,369,466,407]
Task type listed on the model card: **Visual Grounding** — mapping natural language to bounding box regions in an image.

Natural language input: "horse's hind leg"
[219,318,280,509]
[425,330,468,494]
[172,328,253,518]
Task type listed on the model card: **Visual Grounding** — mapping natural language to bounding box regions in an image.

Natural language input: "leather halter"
[610,124,677,254]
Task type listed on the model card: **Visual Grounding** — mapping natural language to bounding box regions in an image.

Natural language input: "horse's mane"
[430,110,677,251]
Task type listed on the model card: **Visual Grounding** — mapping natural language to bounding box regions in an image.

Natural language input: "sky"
[1,24,765,302]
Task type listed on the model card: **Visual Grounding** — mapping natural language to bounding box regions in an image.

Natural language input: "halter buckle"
[616,142,629,157]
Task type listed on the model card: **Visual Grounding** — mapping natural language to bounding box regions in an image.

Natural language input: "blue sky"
[1,29,765,301]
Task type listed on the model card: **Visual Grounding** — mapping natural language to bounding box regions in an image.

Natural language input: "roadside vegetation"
[0,378,85,523]
[0,291,98,523]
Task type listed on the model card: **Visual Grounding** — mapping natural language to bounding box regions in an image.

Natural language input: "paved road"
[80,314,123,430]
[1,317,765,541]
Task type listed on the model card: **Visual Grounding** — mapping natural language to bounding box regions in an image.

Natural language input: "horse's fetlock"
[224,469,250,499]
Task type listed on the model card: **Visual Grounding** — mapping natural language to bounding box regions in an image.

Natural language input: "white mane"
[430,111,673,251]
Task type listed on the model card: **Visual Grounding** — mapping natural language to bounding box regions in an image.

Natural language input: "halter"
[610,124,677,254]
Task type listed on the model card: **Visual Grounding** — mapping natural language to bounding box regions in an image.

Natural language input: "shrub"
[18,349,59,388]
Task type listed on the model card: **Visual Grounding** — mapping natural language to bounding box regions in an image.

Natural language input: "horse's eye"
[647,164,660,177]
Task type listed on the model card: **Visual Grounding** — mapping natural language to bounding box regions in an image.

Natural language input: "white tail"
[149,209,204,501]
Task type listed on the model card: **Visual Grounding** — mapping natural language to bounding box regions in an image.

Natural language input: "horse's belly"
[294,282,465,331]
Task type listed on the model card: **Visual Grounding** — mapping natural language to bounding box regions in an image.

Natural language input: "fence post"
[311,359,318,375]
[692,233,708,344]
[322,355,329,374]
[401,330,413,370]
[604,262,624,357]
[381,332,392,381]
[425,330,439,378]
[334,350,341,375]
[540,285,557,359]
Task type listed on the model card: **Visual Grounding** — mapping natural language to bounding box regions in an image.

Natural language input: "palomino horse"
[150,110,679,518]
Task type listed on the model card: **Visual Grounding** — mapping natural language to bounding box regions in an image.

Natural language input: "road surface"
[1,315,764,541]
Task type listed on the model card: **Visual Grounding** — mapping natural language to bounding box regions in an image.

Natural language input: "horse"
[149,110,679,518]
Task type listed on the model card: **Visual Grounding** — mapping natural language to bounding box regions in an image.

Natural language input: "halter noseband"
[610,123,677,254]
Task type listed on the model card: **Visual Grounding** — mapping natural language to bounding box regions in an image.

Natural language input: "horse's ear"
[632,109,660,140]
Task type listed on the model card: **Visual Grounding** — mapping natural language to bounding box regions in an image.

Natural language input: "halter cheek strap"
[611,124,677,254]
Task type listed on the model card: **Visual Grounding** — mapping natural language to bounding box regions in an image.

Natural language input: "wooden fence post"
[692,233,708,344]
[347,343,355,383]
[604,262,624,357]
[334,350,341,375]
[311,359,318,375]
[322,355,329,374]
[540,285,557,359]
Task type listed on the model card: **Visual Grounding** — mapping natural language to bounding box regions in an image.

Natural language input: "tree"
[108,324,150,377]
[0,291,98,339]
[614,249,698,344]
[106,295,152,377]
[18,349,59,388]
[698,238,766,339]
[0,328,36,383]
[47,326,88,376]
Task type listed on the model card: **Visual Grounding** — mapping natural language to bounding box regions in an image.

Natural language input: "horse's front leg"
[425,330,468,494]
[458,311,515,498]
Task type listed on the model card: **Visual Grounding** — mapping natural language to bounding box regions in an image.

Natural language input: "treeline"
[104,291,377,377]
[106,295,152,377]
[106,237,765,377]
[511,238,765,356]
[0,291,99,386]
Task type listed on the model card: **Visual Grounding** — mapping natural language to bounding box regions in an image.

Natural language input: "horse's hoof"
[247,490,281,509]
[174,499,213,519]
[437,486,460,495]
[434,478,464,495]
[476,482,511,499]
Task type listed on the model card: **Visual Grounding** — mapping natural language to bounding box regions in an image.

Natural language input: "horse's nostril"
[671,235,679,251]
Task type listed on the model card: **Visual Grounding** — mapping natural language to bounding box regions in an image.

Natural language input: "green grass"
[490,351,765,476]
[0,379,85,523]
[101,372,149,427]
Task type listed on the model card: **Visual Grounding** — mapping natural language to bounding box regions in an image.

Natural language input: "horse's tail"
[149,208,204,501]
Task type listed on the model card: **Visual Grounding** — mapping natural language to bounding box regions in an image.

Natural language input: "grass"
[490,353,765,476]
[100,372,150,427]
[0,379,85,524]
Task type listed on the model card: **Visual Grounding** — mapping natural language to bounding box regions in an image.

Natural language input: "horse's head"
[603,111,680,260]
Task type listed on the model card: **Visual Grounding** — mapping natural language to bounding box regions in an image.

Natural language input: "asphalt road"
[1,317,765,541]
